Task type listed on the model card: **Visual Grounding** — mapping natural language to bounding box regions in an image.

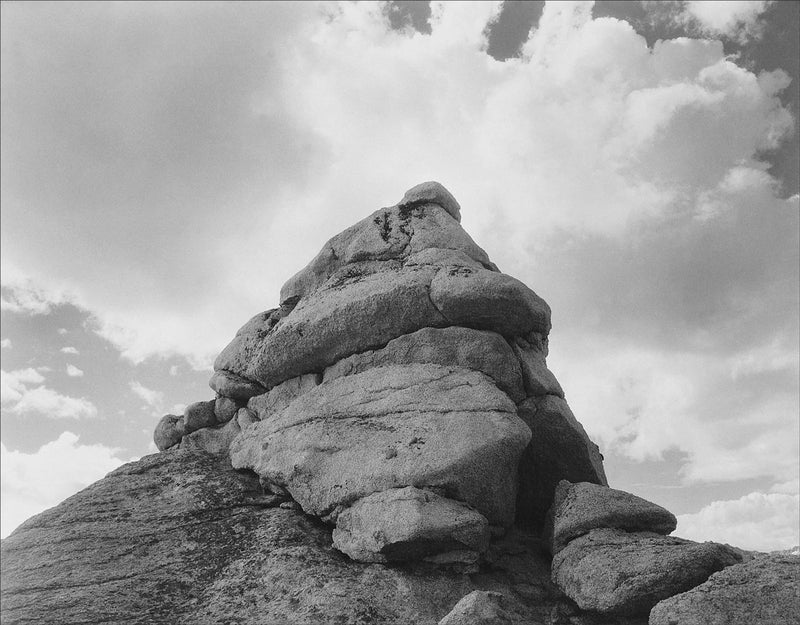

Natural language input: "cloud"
[60,346,79,355]
[1,339,10,349]
[676,490,800,552]
[57,328,68,335]
[1,432,133,537]
[682,1,771,42]
[1,368,96,419]
[65,364,84,378]
[129,381,164,410]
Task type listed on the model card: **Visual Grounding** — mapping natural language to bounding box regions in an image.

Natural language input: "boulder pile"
[3,182,796,624]
[155,180,607,565]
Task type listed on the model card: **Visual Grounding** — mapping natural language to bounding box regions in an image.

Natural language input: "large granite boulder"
[648,553,800,625]
[551,528,742,615]
[547,480,677,554]
[0,450,642,625]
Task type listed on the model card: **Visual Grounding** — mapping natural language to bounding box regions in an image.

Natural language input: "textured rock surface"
[400,180,462,222]
[552,528,742,615]
[208,369,266,400]
[548,481,677,554]
[180,417,241,455]
[153,413,184,451]
[332,487,489,563]
[322,326,526,403]
[438,590,511,625]
[0,451,644,625]
[183,400,216,433]
[230,363,531,526]
[516,396,607,529]
[648,554,800,625]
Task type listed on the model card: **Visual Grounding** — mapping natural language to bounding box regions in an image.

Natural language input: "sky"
[1,1,798,551]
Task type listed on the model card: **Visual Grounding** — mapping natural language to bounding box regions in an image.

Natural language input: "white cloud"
[683,1,770,42]
[1,368,46,404]
[57,328,68,335]
[65,364,84,377]
[0,338,10,349]
[1,432,134,537]
[129,381,164,410]
[0,273,76,316]
[676,491,800,552]
[60,346,79,355]
[171,403,187,416]
[10,386,97,419]
[169,365,179,376]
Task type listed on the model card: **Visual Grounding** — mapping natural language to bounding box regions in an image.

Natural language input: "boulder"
[214,396,238,424]
[323,326,525,403]
[230,363,531,527]
[208,369,266,401]
[510,338,563,397]
[648,554,800,625]
[153,414,184,451]
[247,372,322,420]
[399,180,462,222]
[552,528,742,615]
[236,407,259,429]
[1,451,633,625]
[429,267,551,338]
[180,417,241,455]
[547,481,677,554]
[438,591,511,625]
[183,400,216,433]
[516,395,607,529]
[332,487,489,563]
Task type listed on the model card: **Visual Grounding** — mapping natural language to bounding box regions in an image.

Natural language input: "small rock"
[279,501,300,510]
[236,407,258,430]
[649,553,800,625]
[552,528,742,615]
[547,480,677,554]
[153,414,184,451]
[332,486,490,563]
[511,339,563,397]
[438,590,511,625]
[399,181,462,222]
[181,418,241,455]
[208,369,266,401]
[183,400,217,434]
[214,396,238,424]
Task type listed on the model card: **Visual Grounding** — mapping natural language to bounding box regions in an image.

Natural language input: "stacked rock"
[547,481,742,617]
[154,181,607,564]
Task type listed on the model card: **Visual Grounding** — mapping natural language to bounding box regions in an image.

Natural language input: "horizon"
[1,1,798,551]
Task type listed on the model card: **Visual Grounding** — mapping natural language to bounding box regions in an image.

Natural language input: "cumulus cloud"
[1,432,133,537]
[1,368,96,419]
[682,1,771,42]
[1,338,10,349]
[676,490,800,551]
[65,364,84,378]
[129,381,164,410]
[60,346,79,355]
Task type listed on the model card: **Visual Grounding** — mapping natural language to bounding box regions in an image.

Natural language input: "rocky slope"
[2,182,796,624]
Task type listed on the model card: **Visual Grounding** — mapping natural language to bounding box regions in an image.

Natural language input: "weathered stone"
[181,417,241,455]
[323,326,525,403]
[247,372,321,420]
[511,339,563,397]
[230,363,531,527]
[429,266,551,338]
[279,200,489,306]
[236,407,258,429]
[438,591,512,625]
[214,396,238,424]
[208,369,266,400]
[183,400,216,433]
[399,180,462,222]
[1,451,632,625]
[552,528,742,615]
[332,487,489,563]
[516,396,607,529]
[648,554,800,625]
[153,414,184,451]
[547,481,677,554]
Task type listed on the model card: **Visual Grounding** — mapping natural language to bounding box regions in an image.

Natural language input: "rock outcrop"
[2,182,781,624]
[648,553,800,625]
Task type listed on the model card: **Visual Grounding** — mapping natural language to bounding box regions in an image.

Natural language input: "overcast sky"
[1,1,798,550]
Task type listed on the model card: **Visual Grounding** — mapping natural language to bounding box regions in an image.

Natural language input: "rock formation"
[2,182,795,624]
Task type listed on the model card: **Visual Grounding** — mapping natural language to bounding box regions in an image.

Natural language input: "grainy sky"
[1,1,798,550]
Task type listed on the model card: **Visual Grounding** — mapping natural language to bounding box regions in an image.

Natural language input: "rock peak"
[398,181,461,222]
